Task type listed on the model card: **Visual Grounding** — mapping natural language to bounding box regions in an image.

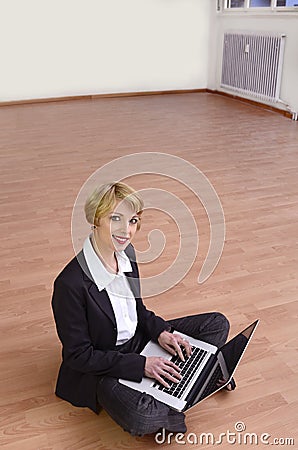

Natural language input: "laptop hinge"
[184,353,217,410]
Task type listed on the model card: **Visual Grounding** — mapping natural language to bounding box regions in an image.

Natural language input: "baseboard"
[0,95,90,107]
[0,89,207,107]
[0,88,293,120]
[207,89,292,119]
[91,88,207,99]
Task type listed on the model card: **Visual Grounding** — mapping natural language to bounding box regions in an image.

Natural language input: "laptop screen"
[220,320,258,377]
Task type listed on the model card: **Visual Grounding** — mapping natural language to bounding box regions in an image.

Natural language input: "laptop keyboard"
[153,346,207,399]
[199,364,224,400]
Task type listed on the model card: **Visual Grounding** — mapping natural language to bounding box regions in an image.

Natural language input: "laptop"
[119,320,259,412]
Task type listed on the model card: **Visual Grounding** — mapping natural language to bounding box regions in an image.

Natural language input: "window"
[249,0,271,6]
[224,0,298,9]
[276,0,298,5]
[227,0,245,7]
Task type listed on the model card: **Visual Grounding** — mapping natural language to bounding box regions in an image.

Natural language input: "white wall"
[2,0,297,112]
[0,0,211,101]
[208,6,298,114]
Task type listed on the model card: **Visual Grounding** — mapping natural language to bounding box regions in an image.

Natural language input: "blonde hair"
[84,182,144,230]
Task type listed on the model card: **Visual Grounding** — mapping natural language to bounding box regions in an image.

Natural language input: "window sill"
[220,8,298,16]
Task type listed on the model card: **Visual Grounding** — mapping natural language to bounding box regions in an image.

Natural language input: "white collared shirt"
[83,236,138,345]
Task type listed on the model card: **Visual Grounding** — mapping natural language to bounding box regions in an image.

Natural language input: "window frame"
[223,0,298,12]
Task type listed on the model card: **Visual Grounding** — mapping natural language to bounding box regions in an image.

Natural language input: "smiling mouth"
[112,235,130,245]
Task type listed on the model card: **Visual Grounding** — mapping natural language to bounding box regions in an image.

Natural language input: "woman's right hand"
[144,356,182,388]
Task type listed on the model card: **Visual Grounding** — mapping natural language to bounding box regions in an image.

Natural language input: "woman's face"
[95,199,140,253]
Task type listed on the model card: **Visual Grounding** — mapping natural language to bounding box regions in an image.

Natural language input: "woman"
[52,182,230,436]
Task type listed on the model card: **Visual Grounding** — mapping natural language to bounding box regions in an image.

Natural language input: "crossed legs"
[96,312,230,436]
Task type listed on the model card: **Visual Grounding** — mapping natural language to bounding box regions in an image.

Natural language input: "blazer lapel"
[77,251,117,327]
[88,282,117,327]
[125,269,141,299]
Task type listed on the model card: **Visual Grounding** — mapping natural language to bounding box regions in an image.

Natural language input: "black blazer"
[51,244,168,413]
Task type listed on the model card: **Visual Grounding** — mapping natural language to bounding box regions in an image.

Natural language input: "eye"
[110,215,121,222]
[130,217,139,225]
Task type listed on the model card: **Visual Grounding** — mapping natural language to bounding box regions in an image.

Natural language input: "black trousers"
[96,312,230,436]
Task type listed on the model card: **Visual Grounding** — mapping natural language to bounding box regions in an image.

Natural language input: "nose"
[125,221,131,235]
[118,218,131,235]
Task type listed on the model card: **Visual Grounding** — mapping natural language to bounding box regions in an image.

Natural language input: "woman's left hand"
[158,330,192,362]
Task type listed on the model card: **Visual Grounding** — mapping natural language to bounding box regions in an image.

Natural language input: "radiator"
[221,32,286,102]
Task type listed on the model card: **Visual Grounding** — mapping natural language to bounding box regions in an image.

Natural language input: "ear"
[94,217,100,227]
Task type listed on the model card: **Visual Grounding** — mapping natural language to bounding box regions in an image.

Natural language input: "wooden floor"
[0,93,297,449]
